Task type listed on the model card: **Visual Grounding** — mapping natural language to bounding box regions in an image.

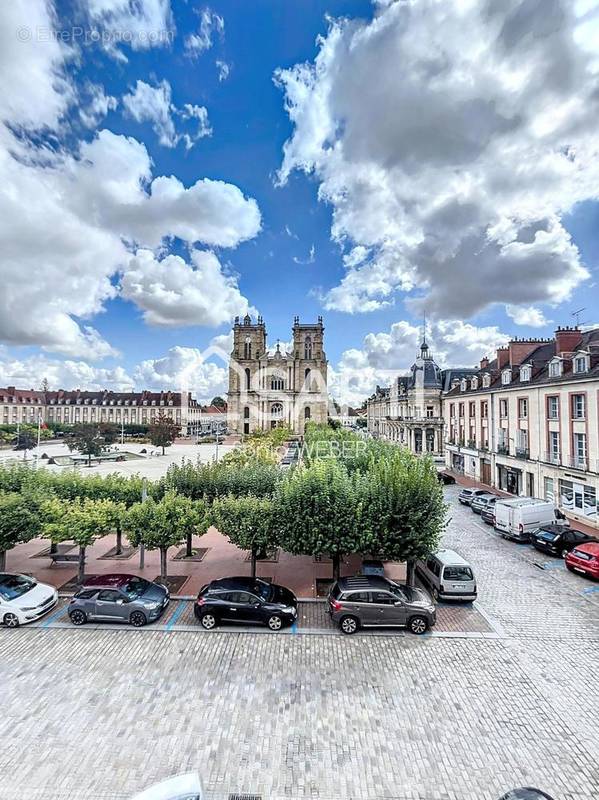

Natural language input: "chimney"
[496,347,509,369]
[508,338,543,367]
[7,386,15,394]
[480,357,489,370]
[555,326,583,357]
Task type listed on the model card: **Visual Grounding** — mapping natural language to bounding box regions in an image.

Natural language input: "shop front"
[497,463,522,495]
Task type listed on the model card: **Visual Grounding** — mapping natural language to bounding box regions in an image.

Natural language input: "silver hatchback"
[68,574,170,627]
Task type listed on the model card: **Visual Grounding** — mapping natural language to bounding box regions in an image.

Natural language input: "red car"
[565,541,599,580]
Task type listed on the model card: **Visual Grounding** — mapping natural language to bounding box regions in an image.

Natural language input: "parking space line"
[165,601,186,631]
[41,606,68,628]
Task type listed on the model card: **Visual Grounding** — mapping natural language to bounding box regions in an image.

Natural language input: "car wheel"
[340,615,359,635]
[200,613,217,630]
[267,615,283,632]
[408,615,428,635]
[129,611,147,628]
[69,610,86,626]
[3,612,20,628]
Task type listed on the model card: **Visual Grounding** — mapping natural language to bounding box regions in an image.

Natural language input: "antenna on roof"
[572,307,586,327]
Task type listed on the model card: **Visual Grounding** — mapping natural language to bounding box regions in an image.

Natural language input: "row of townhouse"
[444,326,599,528]
[0,388,211,436]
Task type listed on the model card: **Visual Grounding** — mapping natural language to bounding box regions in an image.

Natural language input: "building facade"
[367,339,476,457]
[0,388,203,435]
[227,314,328,435]
[443,326,599,529]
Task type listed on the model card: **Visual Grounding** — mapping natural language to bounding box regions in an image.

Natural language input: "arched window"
[243,406,250,419]
[271,402,283,419]
[304,335,312,360]
[304,367,311,390]
[245,368,251,390]
[271,376,284,390]
[244,337,252,360]
[304,406,311,420]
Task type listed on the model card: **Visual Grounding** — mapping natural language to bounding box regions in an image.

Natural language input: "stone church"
[227,314,328,435]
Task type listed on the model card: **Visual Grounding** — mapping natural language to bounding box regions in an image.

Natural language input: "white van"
[415,549,477,602]
[494,498,560,541]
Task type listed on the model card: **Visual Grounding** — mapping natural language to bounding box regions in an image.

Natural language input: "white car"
[0,573,58,628]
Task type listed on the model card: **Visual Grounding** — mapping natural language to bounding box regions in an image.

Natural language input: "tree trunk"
[406,559,416,587]
[250,547,257,579]
[162,445,165,455]
[88,453,92,468]
[332,553,341,581]
[160,548,168,582]
[0,550,6,571]
[50,541,58,555]
[185,531,193,559]
[115,523,123,556]
[78,546,86,585]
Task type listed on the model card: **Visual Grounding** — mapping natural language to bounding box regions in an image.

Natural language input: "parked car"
[415,549,477,602]
[565,542,599,579]
[471,493,498,515]
[481,505,496,526]
[437,471,456,485]
[195,576,297,631]
[327,575,435,635]
[531,525,595,558]
[0,573,58,628]
[494,498,559,541]
[68,574,170,627]
[458,488,490,506]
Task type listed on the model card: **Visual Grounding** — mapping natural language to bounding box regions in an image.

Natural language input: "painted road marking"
[42,606,68,628]
[165,601,186,631]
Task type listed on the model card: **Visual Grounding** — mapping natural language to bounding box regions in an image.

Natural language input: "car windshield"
[537,531,559,542]
[571,549,593,561]
[443,566,473,581]
[252,580,272,601]
[0,574,36,600]
[122,577,150,599]
[387,583,408,601]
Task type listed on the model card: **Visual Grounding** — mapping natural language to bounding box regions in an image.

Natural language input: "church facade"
[227,315,328,435]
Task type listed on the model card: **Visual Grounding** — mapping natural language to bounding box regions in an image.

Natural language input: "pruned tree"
[211,495,277,578]
[126,491,206,581]
[149,413,180,455]
[0,493,43,571]
[275,459,362,580]
[64,424,115,467]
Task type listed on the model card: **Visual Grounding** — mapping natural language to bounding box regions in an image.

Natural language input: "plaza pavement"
[1,486,599,800]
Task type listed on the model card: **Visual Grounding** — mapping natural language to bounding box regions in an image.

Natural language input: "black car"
[195,576,297,631]
[531,525,596,558]
[437,471,456,485]
[481,505,495,526]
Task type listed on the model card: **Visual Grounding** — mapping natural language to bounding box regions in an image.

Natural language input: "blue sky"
[0,0,598,404]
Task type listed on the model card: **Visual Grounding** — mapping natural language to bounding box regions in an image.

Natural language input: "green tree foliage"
[276,459,363,579]
[211,495,277,578]
[0,493,43,571]
[157,458,280,503]
[148,413,180,455]
[41,497,119,584]
[360,449,447,584]
[126,492,207,580]
[64,423,118,466]
[210,396,226,408]
[13,426,37,450]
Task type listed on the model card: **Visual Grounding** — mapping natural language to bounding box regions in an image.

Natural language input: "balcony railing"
[543,452,561,465]
[497,443,510,455]
[515,447,530,460]
[568,456,588,471]
[466,439,477,449]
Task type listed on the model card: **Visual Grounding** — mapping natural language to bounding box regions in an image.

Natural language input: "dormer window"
[482,373,491,388]
[501,369,512,385]
[470,377,478,390]
[460,378,467,391]
[548,359,562,378]
[573,354,589,374]
[520,365,531,382]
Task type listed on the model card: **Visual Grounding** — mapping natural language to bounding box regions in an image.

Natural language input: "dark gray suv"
[327,575,436,635]
[68,574,170,627]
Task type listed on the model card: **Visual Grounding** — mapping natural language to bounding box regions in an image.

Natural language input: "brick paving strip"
[23,597,505,639]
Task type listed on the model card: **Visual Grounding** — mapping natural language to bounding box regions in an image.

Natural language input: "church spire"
[420,312,430,359]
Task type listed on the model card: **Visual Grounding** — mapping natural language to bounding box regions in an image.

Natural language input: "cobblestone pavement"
[1,488,599,800]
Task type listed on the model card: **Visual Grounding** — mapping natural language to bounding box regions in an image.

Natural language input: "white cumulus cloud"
[276,0,597,318]
[506,305,552,327]
[185,8,224,55]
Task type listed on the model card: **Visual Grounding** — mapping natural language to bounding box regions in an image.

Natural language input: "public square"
[2,486,598,800]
